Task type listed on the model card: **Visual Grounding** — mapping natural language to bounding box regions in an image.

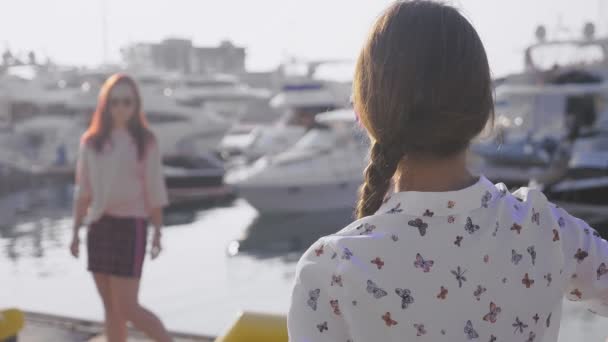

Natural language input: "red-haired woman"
[70,74,172,342]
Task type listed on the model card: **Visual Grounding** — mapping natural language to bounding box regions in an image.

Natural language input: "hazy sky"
[1,0,605,77]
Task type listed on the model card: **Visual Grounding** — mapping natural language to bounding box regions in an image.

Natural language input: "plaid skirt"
[87,215,148,278]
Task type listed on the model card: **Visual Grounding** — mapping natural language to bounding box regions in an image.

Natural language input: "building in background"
[122,39,245,75]
[191,41,245,75]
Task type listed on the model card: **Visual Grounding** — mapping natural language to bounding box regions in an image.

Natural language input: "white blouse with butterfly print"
[288,176,608,342]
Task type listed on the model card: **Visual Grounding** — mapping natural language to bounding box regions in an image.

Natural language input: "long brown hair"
[83,73,153,160]
[354,1,494,218]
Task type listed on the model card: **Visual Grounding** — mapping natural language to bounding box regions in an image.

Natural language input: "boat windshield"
[292,129,336,151]
[528,42,606,71]
[275,107,337,128]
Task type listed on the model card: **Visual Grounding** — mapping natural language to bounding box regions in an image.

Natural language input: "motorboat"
[169,74,274,122]
[0,74,54,121]
[501,23,608,87]
[540,130,608,231]
[163,154,235,207]
[218,60,353,162]
[138,76,232,157]
[226,109,367,213]
[219,80,351,162]
[470,81,608,187]
[9,115,83,172]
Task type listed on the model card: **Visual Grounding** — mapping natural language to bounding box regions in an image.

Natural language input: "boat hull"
[235,181,360,213]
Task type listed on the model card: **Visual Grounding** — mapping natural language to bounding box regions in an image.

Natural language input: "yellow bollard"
[215,311,287,342]
[0,308,24,340]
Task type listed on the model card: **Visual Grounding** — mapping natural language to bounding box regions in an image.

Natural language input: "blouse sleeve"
[288,239,351,342]
[74,142,92,200]
[558,206,608,316]
[144,140,169,210]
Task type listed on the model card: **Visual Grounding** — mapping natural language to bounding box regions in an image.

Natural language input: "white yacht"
[226,109,367,213]
[219,79,352,162]
[0,71,88,172]
[470,80,608,186]
[10,115,83,171]
[499,23,608,87]
[169,74,273,122]
[0,74,53,118]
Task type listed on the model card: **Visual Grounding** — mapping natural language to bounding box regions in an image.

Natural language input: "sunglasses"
[109,97,135,108]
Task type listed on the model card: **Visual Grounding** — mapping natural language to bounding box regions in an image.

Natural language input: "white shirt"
[288,176,608,342]
[75,129,169,224]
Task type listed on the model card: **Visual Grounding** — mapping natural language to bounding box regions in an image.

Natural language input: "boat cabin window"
[565,94,598,139]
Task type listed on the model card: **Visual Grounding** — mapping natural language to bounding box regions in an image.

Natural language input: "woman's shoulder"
[499,183,587,230]
[304,216,380,253]
[503,184,563,216]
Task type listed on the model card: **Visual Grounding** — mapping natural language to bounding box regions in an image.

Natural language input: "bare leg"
[92,273,127,342]
[110,275,172,342]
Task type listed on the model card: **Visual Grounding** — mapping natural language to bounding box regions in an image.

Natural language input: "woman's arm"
[145,139,169,259]
[558,205,608,316]
[144,139,169,212]
[72,196,91,235]
[71,143,92,257]
[149,206,163,259]
[149,207,163,231]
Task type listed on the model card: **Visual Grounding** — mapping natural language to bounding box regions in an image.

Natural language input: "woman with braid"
[288,2,608,341]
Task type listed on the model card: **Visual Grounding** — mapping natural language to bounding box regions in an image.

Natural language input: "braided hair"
[354,1,494,218]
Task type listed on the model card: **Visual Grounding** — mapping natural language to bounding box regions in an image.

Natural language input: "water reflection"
[163,198,236,226]
[0,183,73,262]
[230,208,354,259]
[0,182,237,262]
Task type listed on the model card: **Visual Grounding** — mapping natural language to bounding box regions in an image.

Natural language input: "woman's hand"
[151,228,162,260]
[70,233,80,258]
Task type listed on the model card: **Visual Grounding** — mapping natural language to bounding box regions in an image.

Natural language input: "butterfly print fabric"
[288,176,608,342]
[383,312,398,327]
[483,302,501,323]
[395,288,415,309]
[367,280,388,299]
[408,218,428,236]
[464,320,479,339]
[307,289,320,311]
[387,203,403,214]
[414,253,434,273]
[464,217,480,234]
[512,249,523,265]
